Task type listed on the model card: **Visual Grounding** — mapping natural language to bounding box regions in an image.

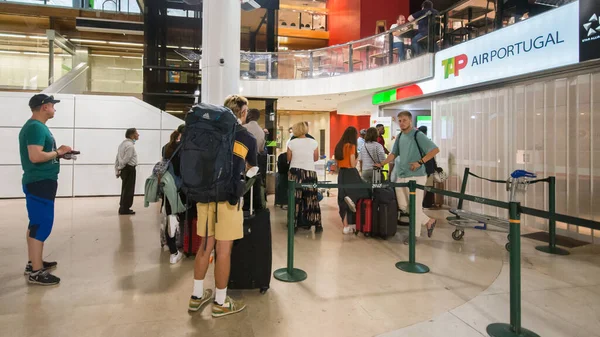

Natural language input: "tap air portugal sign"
[421,1,580,94]
[373,1,597,105]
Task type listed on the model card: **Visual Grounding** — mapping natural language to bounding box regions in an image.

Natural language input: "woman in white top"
[358,127,387,182]
[287,122,323,233]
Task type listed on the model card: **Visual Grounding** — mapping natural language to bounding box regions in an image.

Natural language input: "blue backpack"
[180,103,239,203]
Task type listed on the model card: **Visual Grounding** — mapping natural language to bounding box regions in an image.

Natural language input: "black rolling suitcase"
[228,179,272,293]
[371,169,398,239]
[275,173,288,207]
[275,153,289,207]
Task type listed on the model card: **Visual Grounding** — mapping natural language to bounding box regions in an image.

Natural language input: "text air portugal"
[442,31,565,79]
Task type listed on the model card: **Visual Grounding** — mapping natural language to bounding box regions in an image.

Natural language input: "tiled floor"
[0,194,598,337]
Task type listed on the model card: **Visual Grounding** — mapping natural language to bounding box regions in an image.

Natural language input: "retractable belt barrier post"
[273,179,307,283]
[487,201,540,337]
[274,172,600,336]
[535,176,570,256]
[395,180,430,274]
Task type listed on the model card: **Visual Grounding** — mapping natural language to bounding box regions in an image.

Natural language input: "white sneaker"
[343,226,353,235]
[168,215,178,238]
[344,196,356,213]
[170,251,183,264]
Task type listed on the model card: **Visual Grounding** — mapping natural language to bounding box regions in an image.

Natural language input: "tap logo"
[582,13,599,37]
[441,54,468,79]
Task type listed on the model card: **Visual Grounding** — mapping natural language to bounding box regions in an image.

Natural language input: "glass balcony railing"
[3,0,140,14]
[241,12,437,80]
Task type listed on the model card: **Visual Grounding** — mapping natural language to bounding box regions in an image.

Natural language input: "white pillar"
[201,0,241,105]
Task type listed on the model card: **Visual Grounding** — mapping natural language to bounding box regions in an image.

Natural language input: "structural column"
[201,0,241,105]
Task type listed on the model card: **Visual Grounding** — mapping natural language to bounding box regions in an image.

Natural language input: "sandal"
[427,220,437,238]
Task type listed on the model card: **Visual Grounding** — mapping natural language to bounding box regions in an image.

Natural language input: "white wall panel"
[73,129,161,165]
[73,164,153,196]
[0,164,73,198]
[57,164,74,197]
[0,92,178,198]
[0,165,26,198]
[240,54,434,98]
[47,95,76,128]
[161,113,184,131]
[0,127,74,165]
[0,92,42,127]
[74,95,161,129]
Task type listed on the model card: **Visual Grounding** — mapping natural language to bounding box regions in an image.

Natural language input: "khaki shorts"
[196,201,244,241]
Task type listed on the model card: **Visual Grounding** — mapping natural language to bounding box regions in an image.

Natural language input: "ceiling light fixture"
[122,56,143,59]
[109,41,144,47]
[70,38,107,44]
[0,50,21,54]
[0,33,27,38]
[91,54,120,58]
[23,52,49,56]
[28,35,47,40]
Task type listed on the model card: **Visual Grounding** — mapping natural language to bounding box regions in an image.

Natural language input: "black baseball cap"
[29,94,60,109]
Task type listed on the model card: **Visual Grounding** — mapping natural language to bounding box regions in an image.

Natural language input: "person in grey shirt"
[358,127,387,182]
[243,108,265,154]
[115,128,139,215]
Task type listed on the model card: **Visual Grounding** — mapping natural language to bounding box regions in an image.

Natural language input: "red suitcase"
[356,199,373,237]
[183,218,201,256]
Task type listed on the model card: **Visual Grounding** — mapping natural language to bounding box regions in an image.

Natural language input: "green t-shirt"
[19,119,60,185]
[391,129,438,178]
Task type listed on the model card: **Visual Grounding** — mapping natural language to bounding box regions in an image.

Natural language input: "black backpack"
[180,103,239,203]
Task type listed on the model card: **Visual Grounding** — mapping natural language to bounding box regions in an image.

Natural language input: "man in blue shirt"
[357,129,366,153]
[408,0,439,56]
[378,110,439,243]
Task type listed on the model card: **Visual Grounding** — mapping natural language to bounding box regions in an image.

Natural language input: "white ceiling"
[276,88,380,112]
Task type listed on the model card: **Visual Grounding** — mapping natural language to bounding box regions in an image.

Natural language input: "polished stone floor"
[0,194,598,337]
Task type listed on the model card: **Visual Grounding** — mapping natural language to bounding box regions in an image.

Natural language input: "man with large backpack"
[182,95,257,318]
[377,110,439,244]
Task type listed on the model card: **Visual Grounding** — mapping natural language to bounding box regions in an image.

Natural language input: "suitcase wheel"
[364,232,370,238]
[452,230,465,241]
[505,242,510,251]
[260,287,269,294]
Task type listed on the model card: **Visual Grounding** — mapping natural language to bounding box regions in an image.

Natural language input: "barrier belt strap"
[468,172,507,184]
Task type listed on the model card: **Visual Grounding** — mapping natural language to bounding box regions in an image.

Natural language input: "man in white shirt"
[115,128,139,215]
[390,15,408,61]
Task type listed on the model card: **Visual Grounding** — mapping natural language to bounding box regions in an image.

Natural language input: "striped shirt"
[358,142,387,171]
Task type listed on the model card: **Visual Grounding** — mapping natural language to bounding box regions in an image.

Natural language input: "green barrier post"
[487,202,539,337]
[274,179,307,283]
[395,180,430,274]
[535,177,570,255]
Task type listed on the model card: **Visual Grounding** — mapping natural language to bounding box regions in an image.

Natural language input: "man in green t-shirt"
[378,110,439,244]
[19,94,73,286]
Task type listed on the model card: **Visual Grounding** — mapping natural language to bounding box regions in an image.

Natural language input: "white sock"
[192,279,204,298]
[215,287,227,305]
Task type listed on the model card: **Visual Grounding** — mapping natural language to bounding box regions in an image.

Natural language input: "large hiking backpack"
[180,103,239,203]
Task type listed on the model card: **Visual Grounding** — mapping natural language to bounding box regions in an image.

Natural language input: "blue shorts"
[23,180,58,242]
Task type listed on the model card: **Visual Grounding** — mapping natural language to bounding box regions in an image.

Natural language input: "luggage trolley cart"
[314,158,332,197]
[448,170,537,251]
